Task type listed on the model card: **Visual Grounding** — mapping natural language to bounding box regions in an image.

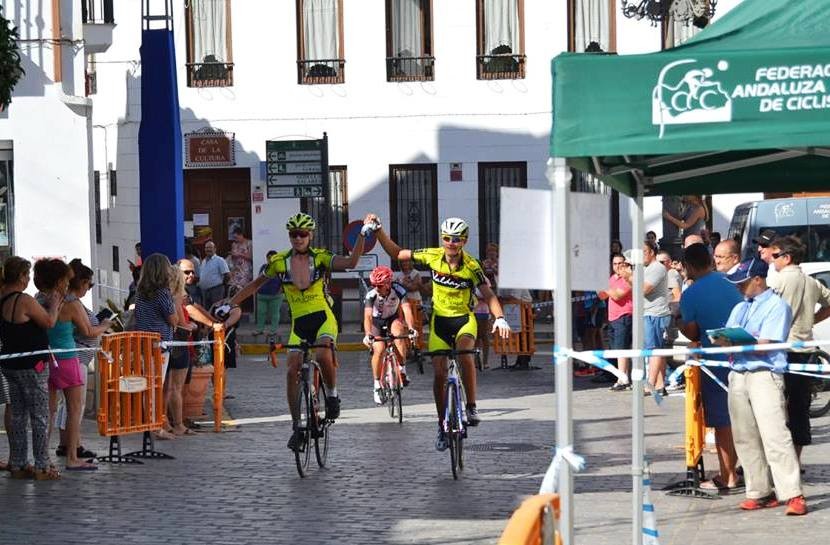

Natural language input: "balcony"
[186,61,234,88]
[297,59,345,85]
[476,53,526,80]
[82,0,115,54]
[386,56,435,82]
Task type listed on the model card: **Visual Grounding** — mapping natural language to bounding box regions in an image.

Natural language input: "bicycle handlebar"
[275,342,335,352]
[369,335,413,342]
[421,349,480,358]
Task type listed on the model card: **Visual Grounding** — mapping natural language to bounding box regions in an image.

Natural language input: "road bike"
[278,340,334,477]
[421,348,479,480]
[808,350,830,418]
[369,333,412,423]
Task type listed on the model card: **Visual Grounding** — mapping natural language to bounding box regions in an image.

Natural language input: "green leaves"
[0,6,24,111]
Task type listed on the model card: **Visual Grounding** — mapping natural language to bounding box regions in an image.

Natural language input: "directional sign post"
[265,135,329,199]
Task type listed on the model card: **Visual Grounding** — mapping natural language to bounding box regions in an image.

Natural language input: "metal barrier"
[498,493,561,545]
[96,331,172,463]
[492,303,536,368]
[411,303,427,350]
[663,365,712,498]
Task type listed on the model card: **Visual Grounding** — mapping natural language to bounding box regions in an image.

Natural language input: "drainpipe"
[52,0,62,82]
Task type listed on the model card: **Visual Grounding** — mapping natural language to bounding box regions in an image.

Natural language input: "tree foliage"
[0,6,24,110]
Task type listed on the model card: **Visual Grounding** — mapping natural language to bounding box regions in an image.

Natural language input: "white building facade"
[0,0,753,305]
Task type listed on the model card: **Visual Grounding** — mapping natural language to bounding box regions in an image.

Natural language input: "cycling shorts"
[428,313,477,352]
[370,316,405,338]
[288,308,338,349]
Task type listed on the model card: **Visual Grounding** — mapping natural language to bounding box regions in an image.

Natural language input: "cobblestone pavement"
[2,348,828,544]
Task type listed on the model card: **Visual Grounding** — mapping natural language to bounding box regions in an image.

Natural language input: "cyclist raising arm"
[230,213,370,451]
[363,266,417,404]
[365,213,510,451]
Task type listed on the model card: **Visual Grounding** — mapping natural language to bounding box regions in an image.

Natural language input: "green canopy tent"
[547,1,830,543]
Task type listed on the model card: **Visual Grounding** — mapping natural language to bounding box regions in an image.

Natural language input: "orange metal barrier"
[212,325,226,433]
[498,493,561,545]
[492,303,536,362]
[664,364,708,497]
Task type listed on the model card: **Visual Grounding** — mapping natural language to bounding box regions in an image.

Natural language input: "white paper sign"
[193,213,209,226]
[498,187,609,291]
[183,221,194,237]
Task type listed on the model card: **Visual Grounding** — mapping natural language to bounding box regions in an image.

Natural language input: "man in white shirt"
[642,242,671,396]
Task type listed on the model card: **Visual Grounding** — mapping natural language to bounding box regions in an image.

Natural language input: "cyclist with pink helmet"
[363,266,417,404]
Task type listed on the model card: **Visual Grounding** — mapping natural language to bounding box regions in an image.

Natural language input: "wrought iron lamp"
[621,0,717,28]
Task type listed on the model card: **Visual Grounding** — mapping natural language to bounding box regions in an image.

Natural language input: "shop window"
[389,164,438,253]
[476,0,525,80]
[186,0,235,87]
[478,162,526,256]
[301,166,348,251]
[297,0,345,84]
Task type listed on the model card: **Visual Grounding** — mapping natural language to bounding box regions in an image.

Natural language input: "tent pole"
[630,185,645,545]
[550,157,574,545]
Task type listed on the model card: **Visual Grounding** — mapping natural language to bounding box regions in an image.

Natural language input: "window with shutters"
[385,0,434,82]
[476,0,526,80]
[297,0,346,84]
[185,0,234,87]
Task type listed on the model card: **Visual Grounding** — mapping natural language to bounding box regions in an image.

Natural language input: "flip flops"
[700,475,744,493]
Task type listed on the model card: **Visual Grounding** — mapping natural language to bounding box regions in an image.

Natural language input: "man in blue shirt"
[198,241,230,310]
[678,243,742,491]
[718,258,806,515]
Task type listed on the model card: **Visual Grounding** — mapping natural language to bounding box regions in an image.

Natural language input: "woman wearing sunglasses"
[229,212,369,452]
[365,213,511,452]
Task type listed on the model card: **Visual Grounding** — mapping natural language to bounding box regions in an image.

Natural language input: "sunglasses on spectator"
[771,251,789,259]
[289,230,310,239]
[442,235,466,244]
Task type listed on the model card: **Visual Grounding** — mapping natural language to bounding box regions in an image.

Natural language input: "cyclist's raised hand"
[492,317,511,339]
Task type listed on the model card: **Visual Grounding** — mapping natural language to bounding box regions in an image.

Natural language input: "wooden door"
[184,167,251,258]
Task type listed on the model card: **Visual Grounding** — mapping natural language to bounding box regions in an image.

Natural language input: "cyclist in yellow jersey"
[365,213,511,451]
[230,213,371,451]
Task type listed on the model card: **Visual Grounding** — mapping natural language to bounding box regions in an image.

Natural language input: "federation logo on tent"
[652,59,732,138]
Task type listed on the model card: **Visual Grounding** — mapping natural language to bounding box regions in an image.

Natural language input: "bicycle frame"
[443,357,466,436]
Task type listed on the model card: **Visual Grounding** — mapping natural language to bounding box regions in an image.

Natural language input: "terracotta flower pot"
[183,364,214,419]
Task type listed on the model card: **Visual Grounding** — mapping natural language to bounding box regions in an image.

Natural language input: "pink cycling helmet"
[369,266,394,287]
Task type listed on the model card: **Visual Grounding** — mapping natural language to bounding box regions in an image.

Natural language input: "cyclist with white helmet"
[230,212,371,451]
[363,265,417,404]
[364,213,511,451]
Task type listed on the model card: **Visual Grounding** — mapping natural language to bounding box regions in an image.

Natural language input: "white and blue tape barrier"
[643,462,661,545]
[539,445,586,495]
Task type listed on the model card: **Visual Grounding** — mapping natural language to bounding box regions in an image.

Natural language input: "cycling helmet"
[369,266,394,287]
[285,213,316,231]
[440,217,469,238]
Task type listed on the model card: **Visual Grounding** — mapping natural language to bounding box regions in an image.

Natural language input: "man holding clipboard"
[714,258,806,515]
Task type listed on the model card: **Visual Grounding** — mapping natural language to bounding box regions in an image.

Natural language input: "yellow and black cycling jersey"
[263,248,335,318]
[411,247,486,317]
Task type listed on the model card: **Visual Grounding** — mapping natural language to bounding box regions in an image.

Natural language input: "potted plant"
[183,339,214,419]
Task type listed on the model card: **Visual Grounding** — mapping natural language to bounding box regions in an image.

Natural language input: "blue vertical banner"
[138,29,184,262]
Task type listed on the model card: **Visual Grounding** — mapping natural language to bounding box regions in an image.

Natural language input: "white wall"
[0,1,94,280]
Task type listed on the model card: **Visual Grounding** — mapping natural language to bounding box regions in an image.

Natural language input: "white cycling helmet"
[440,217,469,238]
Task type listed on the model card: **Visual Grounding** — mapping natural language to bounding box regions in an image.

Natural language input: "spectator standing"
[710,231,722,250]
[482,243,499,287]
[35,259,98,471]
[663,195,708,239]
[610,239,623,256]
[229,228,253,295]
[184,242,201,273]
[601,253,633,391]
[714,239,742,275]
[678,244,742,491]
[167,267,198,436]
[133,254,179,440]
[754,229,779,284]
[646,231,659,250]
[720,258,805,515]
[394,258,426,304]
[55,259,110,461]
[0,257,61,480]
[642,242,671,395]
[198,241,230,310]
[767,235,830,465]
[254,251,284,337]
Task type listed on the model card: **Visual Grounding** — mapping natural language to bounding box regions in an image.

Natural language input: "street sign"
[343,220,377,253]
[265,137,328,199]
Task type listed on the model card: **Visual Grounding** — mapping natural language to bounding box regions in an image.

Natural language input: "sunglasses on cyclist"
[771,251,789,259]
[289,230,310,239]
[442,235,467,244]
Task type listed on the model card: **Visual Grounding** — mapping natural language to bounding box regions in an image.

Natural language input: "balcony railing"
[476,54,526,80]
[82,0,114,24]
[297,59,346,85]
[386,56,435,82]
[186,62,234,88]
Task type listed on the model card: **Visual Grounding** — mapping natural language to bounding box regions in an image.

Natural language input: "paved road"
[2,349,828,544]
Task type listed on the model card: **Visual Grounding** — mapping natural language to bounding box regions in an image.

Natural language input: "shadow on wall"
[7,0,48,98]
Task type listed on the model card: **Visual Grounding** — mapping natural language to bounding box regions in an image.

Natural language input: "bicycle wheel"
[394,386,403,424]
[809,351,830,418]
[386,354,400,420]
[294,382,312,478]
[314,378,330,468]
[446,382,460,480]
